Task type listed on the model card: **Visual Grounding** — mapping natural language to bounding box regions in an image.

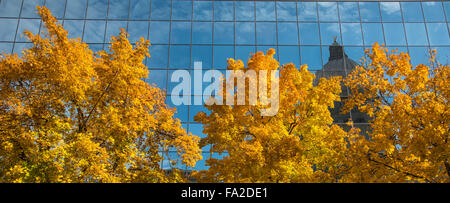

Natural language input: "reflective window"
[149,21,170,44]
[0,43,13,54]
[193,1,213,21]
[320,23,341,45]
[63,20,84,39]
[21,0,45,18]
[445,2,450,21]
[339,2,360,22]
[88,43,104,53]
[257,46,278,60]
[191,45,212,69]
[408,47,430,66]
[380,2,401,22]
[214,1,233,21]
[235,22,255,45]
[128,21,149,43]
[256,1,275,21]
[432,46,450,63]
[236,1,255,21]
[278,22,298,45]
[151,0,171,20]
[213,45,234,69]
[362,23,385,46]
[65,0,87,19]
[147,69,167,90]
[105,21,127,43]
[108,0,129,20]
[86,0,107,19]
[422,2,445,22]
[383,23,406,46]
[401,2,424,22]
[359,2,381,22]
[404,23,428,46]
[148,45,168,68]
[298,2,317,21]
[16,19,41,42]
[83,20,106,43]
[300,46,322,70]
[44,0,66,19]
[278,46,300,66]
[277,2,297,21]
[214,22,234,45]
[189,100,208,122]
[192,22,212,44]
[426,23,450,45]
[172,0,192,21]
[0,19,18,41]
[341,23,363,45]
[256,22,276,45]
[13,43,33,55]
[344,46,364,63]
[169,45,190,69]
[299,23,320,45]
[318,2,338,22]
[129,0,150,20]
[235,45,256,63]
[171,22,191,44]
[166,99,188,123]
[0,0,22,18]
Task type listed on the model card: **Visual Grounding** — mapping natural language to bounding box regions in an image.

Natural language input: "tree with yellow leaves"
[193,49,349,182]
[341,43,449,183]
[0,7,201,183]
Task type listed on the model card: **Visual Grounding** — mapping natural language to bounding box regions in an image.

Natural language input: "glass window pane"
[359,2,381,22]
[88,43,104,53]
[128,21,149,43]
[148,45,168,68]
[172,0,192,21]
[277,2,297,21]
[278,46,300,66]
[83,20,106,43]
[171,22,191,44]
[341,23,363,45]
[445,2,450,21]
[21,0,45,18]
[257,46,278,60]
[213,45,234,69]
[192,22,212,44]
[149,21,170,44]
[344,46,364,64]
[383,23,406,46]
[320,23,341,45]
[65,0,87,19]
[401,2,424,22]
[426,23,450,45]
[236,22,255,45]
[300,46,322,70]
[63,20,84,39]
[299,23,320,45]
[0,0,22,17]
[236,1,254,21]
[0,43,13,54]
[108,0,129,20]
[191,45,212,69]
[86,0,107,19]
[105,21,127,43]
[13,43,33,55]
[408,47,430,66]
[0,19,18,41]
[147,69,167,90]
[235,45,256,63]
[256,22,276,45]
[278,22,298,45]
[189,100,208,121]
[432,46,449,63]
[318,2,338,22]
[214,1,233,21]
[214,22,233,45]
[362,23,385,46]
[130,0,150,20]
[339,2,360,22]
[256,1,275,21]
[298,2,317,21]
[16,19,41,42]
[422,2,445,22]
[380,2,401,22]
[44,0,66,19]
[169,45,190,69]
[166,100,188,125]
[404,23,428,46]
[193,1,212,21]
[151,0,171,20]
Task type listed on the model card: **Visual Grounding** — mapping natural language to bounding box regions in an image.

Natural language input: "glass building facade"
[0,0,449,171]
